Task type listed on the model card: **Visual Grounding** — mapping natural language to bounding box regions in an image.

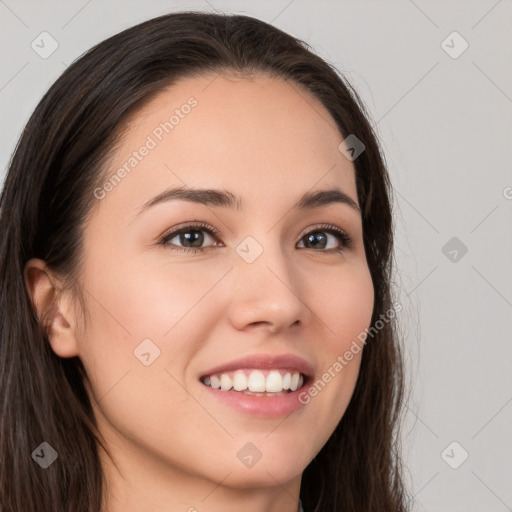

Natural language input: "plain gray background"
[1,1,511,510]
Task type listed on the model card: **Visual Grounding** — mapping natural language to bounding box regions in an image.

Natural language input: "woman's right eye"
[159,222,222,254]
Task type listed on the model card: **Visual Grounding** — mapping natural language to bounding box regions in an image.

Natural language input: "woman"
[0,11,410,512]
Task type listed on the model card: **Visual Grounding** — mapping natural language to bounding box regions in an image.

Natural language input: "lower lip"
[199,380,310,418]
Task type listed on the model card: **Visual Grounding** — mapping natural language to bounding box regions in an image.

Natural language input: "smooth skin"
[25,73,375,512]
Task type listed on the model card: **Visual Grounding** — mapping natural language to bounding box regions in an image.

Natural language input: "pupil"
[181,230,203,247]
[307,232,326,249]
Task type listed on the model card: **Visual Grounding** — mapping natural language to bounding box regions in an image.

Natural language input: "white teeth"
[210,375,221,389]
[247,370,266,392]
[220,374,232,391]
[290,372,300,391]
[202,369,304,393]
[232,370,248,391]
[282,372,291,390]
[266,370,284,392]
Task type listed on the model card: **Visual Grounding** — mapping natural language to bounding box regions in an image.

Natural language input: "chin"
[219,462,304,489]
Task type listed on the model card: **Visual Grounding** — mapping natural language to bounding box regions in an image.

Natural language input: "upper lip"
[199,353,315,380]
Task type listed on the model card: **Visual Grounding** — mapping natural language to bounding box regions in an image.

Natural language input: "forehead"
[93,72,358,220]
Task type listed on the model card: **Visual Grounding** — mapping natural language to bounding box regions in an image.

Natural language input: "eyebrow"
[135,185,360,217]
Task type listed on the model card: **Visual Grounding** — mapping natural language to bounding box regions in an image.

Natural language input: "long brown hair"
[0,11,410,511]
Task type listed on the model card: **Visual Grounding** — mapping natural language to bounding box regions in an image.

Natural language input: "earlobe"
[24,258,80,358]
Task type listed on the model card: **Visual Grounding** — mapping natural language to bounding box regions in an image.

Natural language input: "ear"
[24,258,80,358]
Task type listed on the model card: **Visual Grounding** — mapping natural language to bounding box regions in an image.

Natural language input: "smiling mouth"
[200,368,306,395]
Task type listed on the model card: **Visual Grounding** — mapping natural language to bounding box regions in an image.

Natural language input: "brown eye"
[160,222,221,254]
[297,225,353,253]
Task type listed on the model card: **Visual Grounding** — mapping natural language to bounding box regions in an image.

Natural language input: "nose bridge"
[236,229,293,287]
[228,230,312,331]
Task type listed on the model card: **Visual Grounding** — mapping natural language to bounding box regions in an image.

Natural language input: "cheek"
[310,260,375,347]
[81,250,219,342]
[75,253,231,410]
[320,262,374,391]
[75,259,217,458]
[297,261,374,440]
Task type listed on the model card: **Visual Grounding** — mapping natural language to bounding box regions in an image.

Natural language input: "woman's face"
[61,73,374,506]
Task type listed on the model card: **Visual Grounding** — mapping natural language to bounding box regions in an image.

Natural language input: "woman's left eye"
[297,226,353,252]
[159,222,353,254]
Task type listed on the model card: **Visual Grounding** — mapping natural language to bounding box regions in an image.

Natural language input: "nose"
[227,238,313,334]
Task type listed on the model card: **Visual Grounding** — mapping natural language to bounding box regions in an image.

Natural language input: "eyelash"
[158,221,353,255]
